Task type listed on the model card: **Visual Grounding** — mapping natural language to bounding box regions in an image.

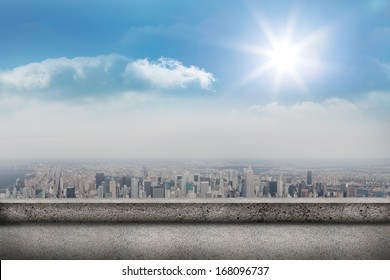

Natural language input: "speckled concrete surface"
[1,223,389,259]
[1,199,390,223]
[1,199,389,259]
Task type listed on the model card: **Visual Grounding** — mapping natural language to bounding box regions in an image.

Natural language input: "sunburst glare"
[240,16,328,93]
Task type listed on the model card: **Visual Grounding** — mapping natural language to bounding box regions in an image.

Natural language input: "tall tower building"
[307,171,312,186]
[95,173,105,189]
[200,181,209,198]
[131,177,139,199]
[244,164,254,198]
[182,171,189,194]
[58,172,64,198]
[269,181,277,197]
[277,175,284,197]
[143,180,152,198]
[97,185,104,198]
[66,187,76,198]
[109,180,117,198]
[152,186,165,198]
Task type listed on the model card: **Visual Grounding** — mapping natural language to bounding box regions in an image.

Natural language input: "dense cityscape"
[0,160,389,199]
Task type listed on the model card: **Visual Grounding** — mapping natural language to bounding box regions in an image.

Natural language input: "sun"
[268,41,299,73]
[238,17,327,93]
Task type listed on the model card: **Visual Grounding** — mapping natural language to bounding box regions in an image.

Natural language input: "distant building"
[97,185,104,198]
[307,171,312,186]
[95,173,105,189]
[152,186,165,198]
[66,187,76,198]
[301,188,309,197]
[35,189,45,198]
[143,180,152,198]
[244,164,254,198]
[131,177,139,198]
[288,184,296,197]
[109,180,117,198]
[200,181,209,198]
[269,181,277,197]
[123,185,129,198]
[356,188,369,197]
[277,175,284,197]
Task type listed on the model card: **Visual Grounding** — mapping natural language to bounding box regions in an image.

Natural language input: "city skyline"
[1,160,389,199]
[1,0,390,160]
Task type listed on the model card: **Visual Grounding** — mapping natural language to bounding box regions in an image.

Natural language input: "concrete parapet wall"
[1,198,389,223]
[1,199,390,259]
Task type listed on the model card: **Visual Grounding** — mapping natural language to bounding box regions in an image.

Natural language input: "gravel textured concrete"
[1,198,390,223]
[1,223,389,259]
[1,199,389,259]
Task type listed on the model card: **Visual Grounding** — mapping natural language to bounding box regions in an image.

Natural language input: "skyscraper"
[244,164,254,198]
[95,173,105,189]
[58,172,64,198]
[66,187,76,198]
[200,181,209,198]
[131,177,139,198]
[277,175,284,197]
[152,186,165,198]
[269,181,277,197]
[109,180,117,198]
[97,185,104,198]
[307,171,312,186]
[143,180,152,198]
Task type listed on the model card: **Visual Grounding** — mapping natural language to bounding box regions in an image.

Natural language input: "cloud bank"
[1,94,389,160]
[0,54,215,98]
[125,57,215,89]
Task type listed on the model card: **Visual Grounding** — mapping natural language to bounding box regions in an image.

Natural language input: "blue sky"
[0,0,389,160]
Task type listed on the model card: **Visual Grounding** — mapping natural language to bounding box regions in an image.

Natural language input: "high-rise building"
[152,186,165,198]
[143,180,152,198]
[244,164,254,198]
[109,180,117,198]
[95,173,105,189]
[200,181,209,198]
[269,181,277,197]
[182,171,189,194]
[58,172,64,198]
[97,185,104,198]
[131,177,139,198]
[21,187,30,198]
[12,186,17,198]
[119,176,126,188]
[307,171,312,186]
[66,187,76,198]
[123,185,129,198]
[278,175,284,197]
[36,189,45,198]
[356,188,369,197]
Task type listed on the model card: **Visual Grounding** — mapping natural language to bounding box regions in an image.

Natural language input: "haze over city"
[0,0,389,160]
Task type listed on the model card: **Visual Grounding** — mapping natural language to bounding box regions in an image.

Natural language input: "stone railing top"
[1,198,390,203]
[1,198,389,223]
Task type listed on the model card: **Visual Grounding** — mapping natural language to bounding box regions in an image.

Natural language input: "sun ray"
[242,60,274,84]
[239,16,328,93]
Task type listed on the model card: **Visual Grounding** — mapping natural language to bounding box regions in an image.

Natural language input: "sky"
[0,0,389,160]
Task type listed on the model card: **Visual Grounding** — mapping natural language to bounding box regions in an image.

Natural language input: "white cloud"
[247,98,359,122]
[0,95,388,160]
[125,57,215,90]
[0,54,127,91]
[0,55,215,96]
[0,61,51,90]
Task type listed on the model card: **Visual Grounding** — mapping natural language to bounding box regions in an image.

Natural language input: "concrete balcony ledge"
[1,199,390,259]
[1,198,390,224]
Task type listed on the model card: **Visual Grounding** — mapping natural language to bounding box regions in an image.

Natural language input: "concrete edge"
[1,201,390,223]
[2,198,390,203]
